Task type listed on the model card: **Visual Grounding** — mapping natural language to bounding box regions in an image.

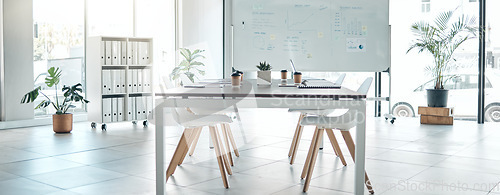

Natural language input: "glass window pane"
[33,0,85,117]
[391,0,478,119]
[87,0,134,37]
[486,0,500,122]
[135,0,176,91]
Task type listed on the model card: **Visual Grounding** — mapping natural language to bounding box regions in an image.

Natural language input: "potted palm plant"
[407,10,477,107]
[257,61,272,85]
[170,48,206,85]
[21,67,89,133]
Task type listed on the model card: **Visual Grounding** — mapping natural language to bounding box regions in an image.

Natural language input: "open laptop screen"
[289,59,297,73]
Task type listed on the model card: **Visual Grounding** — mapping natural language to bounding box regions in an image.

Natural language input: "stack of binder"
[102,70,126,94]
[126,96,153,121]
[127,69,151,93]
[101,40,150,65]
[102,97,125,123]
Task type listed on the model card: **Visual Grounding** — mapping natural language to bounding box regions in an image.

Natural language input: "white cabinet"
[86,36,154,130]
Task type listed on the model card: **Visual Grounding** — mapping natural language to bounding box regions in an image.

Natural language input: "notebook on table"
[298,80,341,89]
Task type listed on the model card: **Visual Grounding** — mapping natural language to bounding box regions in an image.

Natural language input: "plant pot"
[426,89,448,107]
[257,71,272,85]
[52,113,73,133]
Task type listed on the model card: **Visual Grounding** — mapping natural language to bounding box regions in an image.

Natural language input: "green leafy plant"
[20,67,89,114]
[170,48,206,83]
[256,61,272,71]
[407,10,477,89]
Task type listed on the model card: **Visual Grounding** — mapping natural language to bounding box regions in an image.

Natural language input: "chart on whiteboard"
[233,0,389,72]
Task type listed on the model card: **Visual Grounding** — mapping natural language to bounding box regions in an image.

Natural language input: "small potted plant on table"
[21,67,89,133]
[257,61,272,85]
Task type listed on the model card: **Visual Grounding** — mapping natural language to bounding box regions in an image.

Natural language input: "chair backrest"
[335,73,346,85]
[357,77,373,95]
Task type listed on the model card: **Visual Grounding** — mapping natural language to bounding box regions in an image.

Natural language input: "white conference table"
[154,79,368,195]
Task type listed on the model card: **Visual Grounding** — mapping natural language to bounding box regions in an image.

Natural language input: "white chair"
[187,107,240,165]
[174,76,241,164]
[288,73,346,164]
[166,108,235,188]
[299,78,374,193]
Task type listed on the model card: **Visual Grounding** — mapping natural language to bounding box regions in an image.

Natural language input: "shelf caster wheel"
[390,119,396,124]
[143,120,148,127]
[101,124,107,131]
[91,122,96,129]
[385,117,388,120]
[132,121,137,125]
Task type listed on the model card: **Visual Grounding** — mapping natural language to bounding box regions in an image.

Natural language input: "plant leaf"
[45,67,61,87]
[21,87,41,103]
[35,100,51,109]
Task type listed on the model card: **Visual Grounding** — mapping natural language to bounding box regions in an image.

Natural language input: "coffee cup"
[281,69,288,80]
[231,72,241,86]
[236,70,244,81]
[293,72,302,84]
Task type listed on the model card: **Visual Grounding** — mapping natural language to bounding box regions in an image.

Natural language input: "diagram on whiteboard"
[233,0,389,72]
[286,4,329,31]
[346,38,366,52]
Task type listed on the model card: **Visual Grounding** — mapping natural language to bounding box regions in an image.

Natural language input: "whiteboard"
[232,0,390,72]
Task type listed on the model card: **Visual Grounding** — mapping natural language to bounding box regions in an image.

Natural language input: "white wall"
[2,0,34,121]
[0,0,4,120]
[180,0,224,79]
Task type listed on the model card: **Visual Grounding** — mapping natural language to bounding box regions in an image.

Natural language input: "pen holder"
[294,72,302,84]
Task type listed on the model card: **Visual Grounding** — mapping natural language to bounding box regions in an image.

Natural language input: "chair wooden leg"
[341,131,374,194]
[301,127,319,179]
[178,127,200,165]
[290,123,304,165]
[326,129,347,166]
[213,125,233,175]
[289,113,305,157]
[166,128,193,181]
[303,128,324,192]
[189,127,203,156]
[290,113,305,165]
[220,124,234,166]
[224,124,240,157]
[209,126,229,188]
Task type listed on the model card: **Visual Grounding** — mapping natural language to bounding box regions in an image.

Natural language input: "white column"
[0,0,4,120]
[2,0,34,121]
[223,0,233,78]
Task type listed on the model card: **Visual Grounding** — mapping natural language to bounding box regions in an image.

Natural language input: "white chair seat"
[300,110,358,130]
[288,109,334,116]
[179,114,233,128]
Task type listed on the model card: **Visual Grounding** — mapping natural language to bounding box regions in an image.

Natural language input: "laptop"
[289,59,297,73]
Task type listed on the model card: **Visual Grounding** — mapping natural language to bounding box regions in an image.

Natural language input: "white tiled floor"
[0,108,499,194]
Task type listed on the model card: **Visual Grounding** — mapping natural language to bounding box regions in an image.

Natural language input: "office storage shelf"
[87,36,154,131]
[128,65,153,68]
[129,92,153,95]
[102,65,128,68]
[102,93,127,97]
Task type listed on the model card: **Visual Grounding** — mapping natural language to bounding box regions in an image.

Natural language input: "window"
[33,0,85,117]
[87,0,134,37]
